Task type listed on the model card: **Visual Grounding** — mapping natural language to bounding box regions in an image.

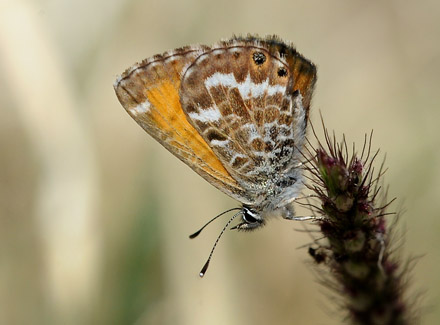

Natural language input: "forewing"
[114,48,248,202]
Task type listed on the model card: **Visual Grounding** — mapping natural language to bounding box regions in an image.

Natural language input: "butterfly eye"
[242,208,259,224]
[253,52,266,65]
[243,214,257,224]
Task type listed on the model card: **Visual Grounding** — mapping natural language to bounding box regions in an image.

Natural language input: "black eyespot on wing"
[277,67,287,77]
[253,52,266,65]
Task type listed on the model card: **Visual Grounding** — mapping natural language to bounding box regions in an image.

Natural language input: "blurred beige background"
[1,0,439,324]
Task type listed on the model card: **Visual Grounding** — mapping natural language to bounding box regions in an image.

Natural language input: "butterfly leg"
[279,203,323,222]
[283,215,322,221]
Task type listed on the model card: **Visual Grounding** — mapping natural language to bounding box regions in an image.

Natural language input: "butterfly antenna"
[199,210,243,277]
[189,207,241,239]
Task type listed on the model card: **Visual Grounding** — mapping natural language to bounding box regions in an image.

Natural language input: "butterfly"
[114,35,317,276]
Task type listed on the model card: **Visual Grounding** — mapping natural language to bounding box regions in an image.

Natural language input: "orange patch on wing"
[145,80,233,182]
[115,65,238,189]
[290,58,317,110]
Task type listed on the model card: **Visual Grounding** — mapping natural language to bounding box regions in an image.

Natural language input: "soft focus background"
[1,0,439,324]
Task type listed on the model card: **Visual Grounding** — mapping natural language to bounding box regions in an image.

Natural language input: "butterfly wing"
[179,37,316,204]
[114,47,249,202]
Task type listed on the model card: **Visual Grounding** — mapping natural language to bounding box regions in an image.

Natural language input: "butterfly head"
[232,206,264,231]
[234,197,298,231]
